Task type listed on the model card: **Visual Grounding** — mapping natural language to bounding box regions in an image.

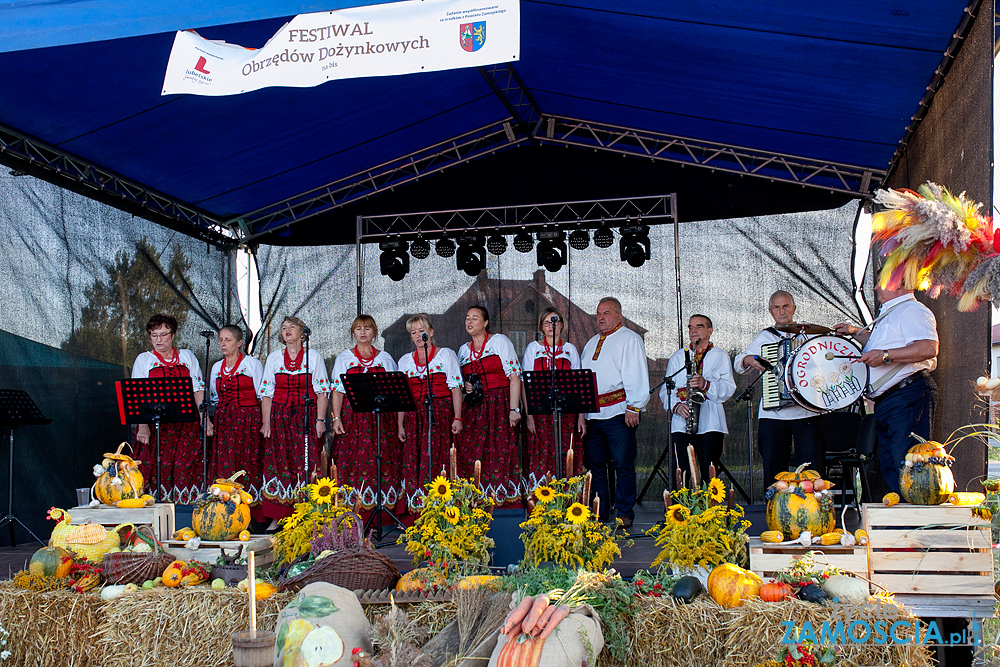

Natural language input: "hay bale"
[364,600,457,638]
[626,597,728,667]
[0,584,105,667]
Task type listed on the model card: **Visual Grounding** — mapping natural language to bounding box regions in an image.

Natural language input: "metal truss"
[538,116,883,197]
[478,63,542,137]
[0,123,234,246]
[241,121,527,242]
[359,194,675,242]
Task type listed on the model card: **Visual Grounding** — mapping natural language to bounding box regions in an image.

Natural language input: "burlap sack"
[487,605,604,667]
[273,582,372,667]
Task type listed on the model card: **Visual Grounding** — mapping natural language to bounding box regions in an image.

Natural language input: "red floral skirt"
[331,401,400,491]
[400,395,454,494]
[460,386,520,493]
[133,422,203,500]
[525,413,582,480]
[210,403,263,487]
[262,402,320,505]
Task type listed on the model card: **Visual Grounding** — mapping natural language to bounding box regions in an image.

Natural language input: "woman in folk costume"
[131,312,205,499]
[521,307,583,481]
[329,315,399,494]
[205,325,264,488]
[258,316,330,522]
[458,305,522,500]
[396,314,463,506]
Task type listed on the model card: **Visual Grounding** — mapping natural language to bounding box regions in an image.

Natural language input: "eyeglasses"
[149,332,173,340]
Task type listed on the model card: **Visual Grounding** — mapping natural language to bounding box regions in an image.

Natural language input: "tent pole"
[356,216,363,317]
[671,194,682,348]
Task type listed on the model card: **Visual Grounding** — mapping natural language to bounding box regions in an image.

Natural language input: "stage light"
[619,223,650,268]
[379,238,409,281]
[568,228,590,250]
[593,224,614,248]
[486,234,508,255]
[410,236,430,259]
[536,230,567,272]
[456,233,487,276]
[513,231,534,253]
[436,237,456,258]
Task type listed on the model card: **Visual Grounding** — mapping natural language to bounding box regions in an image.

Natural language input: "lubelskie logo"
[460,22,486,52]
[194,56,211,74]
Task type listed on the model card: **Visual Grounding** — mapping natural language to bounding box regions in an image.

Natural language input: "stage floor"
[0,502,863,580]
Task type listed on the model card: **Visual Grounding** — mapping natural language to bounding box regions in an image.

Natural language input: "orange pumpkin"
[29,546,73,578]
[707,563,762,608]
[162,560,186,587]
[192,471,253,541]
[759,581,794,602]
[93,443,144,505]
[395,567,446,592]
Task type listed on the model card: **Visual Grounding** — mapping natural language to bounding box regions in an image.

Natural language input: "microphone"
[753,355,774,372]
[421,332,428,342]
[549,315,559,324]
[301,326,312,336]
[200,330,215,338]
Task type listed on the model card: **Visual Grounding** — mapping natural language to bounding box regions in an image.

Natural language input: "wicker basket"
[102,526,176,585]
[280,512,400,592]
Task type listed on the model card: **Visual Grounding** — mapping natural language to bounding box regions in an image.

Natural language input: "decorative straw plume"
[727,488,735,511]
[449,447,457,481]
[353,496,362,515]
[565,447,574,477]
[474,460,482,489]
[686,445,700,488]
[675,467,683,491]
[320,449,329,481]
[582,471,592,504]
[592,494,600,519]
[709,463,716,480]
[331,463,339,485]
[663,489,671,513]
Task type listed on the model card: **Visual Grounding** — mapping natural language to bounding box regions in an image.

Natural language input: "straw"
[248,550,257,639]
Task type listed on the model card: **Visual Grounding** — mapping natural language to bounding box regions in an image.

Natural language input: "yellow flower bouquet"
[648,477,750,571]
[519,475,624,570]
[399,475,495,568]
[273,477,356,565]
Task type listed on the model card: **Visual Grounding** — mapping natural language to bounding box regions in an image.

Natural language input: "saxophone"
[684,348,706,435]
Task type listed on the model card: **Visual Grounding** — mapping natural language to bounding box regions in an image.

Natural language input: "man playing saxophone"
[661,315,736,482]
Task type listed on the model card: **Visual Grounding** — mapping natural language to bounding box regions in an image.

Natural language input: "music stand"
[0,389,51,547]
[522,370,597,479]
[116,377,199,501]
[341,371,416,543]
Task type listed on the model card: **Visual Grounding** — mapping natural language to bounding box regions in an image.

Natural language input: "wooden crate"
[162,535,274,567]
[748,537,868,579]
[68,503,175,541]
[862,502,993,596]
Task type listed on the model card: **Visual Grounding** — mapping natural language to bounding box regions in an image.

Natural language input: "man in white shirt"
[664,315,736,483]
[734,291,823,483]
[834,287,938,492]
[579,297,650,528]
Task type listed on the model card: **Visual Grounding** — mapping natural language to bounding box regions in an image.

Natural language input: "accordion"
[760,338,795,411]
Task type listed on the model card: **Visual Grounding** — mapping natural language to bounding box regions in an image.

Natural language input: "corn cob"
[760,531,784,543]
[882,492,900,507]
[819,532,841,546]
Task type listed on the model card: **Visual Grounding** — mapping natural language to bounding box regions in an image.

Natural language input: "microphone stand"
[736,356,772,503]
[301,329,314,487]
[422,334,434,484]
[199,330,214,491]
[545,322,563,479]
[638,363,688,501]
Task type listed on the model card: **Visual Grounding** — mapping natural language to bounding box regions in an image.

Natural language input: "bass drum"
[783,335,868,413]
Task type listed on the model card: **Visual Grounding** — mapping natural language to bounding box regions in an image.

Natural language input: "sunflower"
[534,486,555,503]
[708,478,726,503]
[666,504,690,525]
[429,476,453,501]
[444,507,460,525]
[310,477,335,504]
[566,502,591,525]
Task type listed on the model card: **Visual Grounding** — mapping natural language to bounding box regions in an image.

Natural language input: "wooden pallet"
[748,537,868,579]
[862,502,994,596]
[68,503,175,541]
[162,535,275,566]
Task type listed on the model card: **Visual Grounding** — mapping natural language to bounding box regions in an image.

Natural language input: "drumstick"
[824,352,860,362]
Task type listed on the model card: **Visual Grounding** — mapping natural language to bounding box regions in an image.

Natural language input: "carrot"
[497,635,516,667]
[502,596,534,634]
[537,605,570,640]
[521,594,550,635]
[509,634,526,667]
[526,636,546,667]
[531,605,557,636]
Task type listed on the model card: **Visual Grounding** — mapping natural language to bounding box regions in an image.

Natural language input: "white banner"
[162,0,519,96]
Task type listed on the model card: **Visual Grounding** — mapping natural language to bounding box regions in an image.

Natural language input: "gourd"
[899,436,955,505]
[671,576,703,603]
[797,583,827,603]
[162,561,186,587]
[29,546,73,578]
[948,492,985,506]
[760,531,784,544]
[254,581,279,600]
[822,575,869,604]
[882,492,900,507]
[395,567,446,592]
[93,443,144,505]
[765,463,835,540]
[192,471,254,541]
[101,585,128,601]
[455,575,500,590]
[758,581,794,602]
[706,563,762,609]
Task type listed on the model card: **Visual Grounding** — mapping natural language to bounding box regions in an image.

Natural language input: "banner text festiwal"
[162,0,519,96]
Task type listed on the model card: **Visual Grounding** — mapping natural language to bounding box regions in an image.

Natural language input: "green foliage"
[62,238,193,371]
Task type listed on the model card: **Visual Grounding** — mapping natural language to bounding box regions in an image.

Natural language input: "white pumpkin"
[822,575,869,604]
[101,585,127,601]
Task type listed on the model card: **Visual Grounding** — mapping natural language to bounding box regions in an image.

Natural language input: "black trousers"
[757,416,823,483]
